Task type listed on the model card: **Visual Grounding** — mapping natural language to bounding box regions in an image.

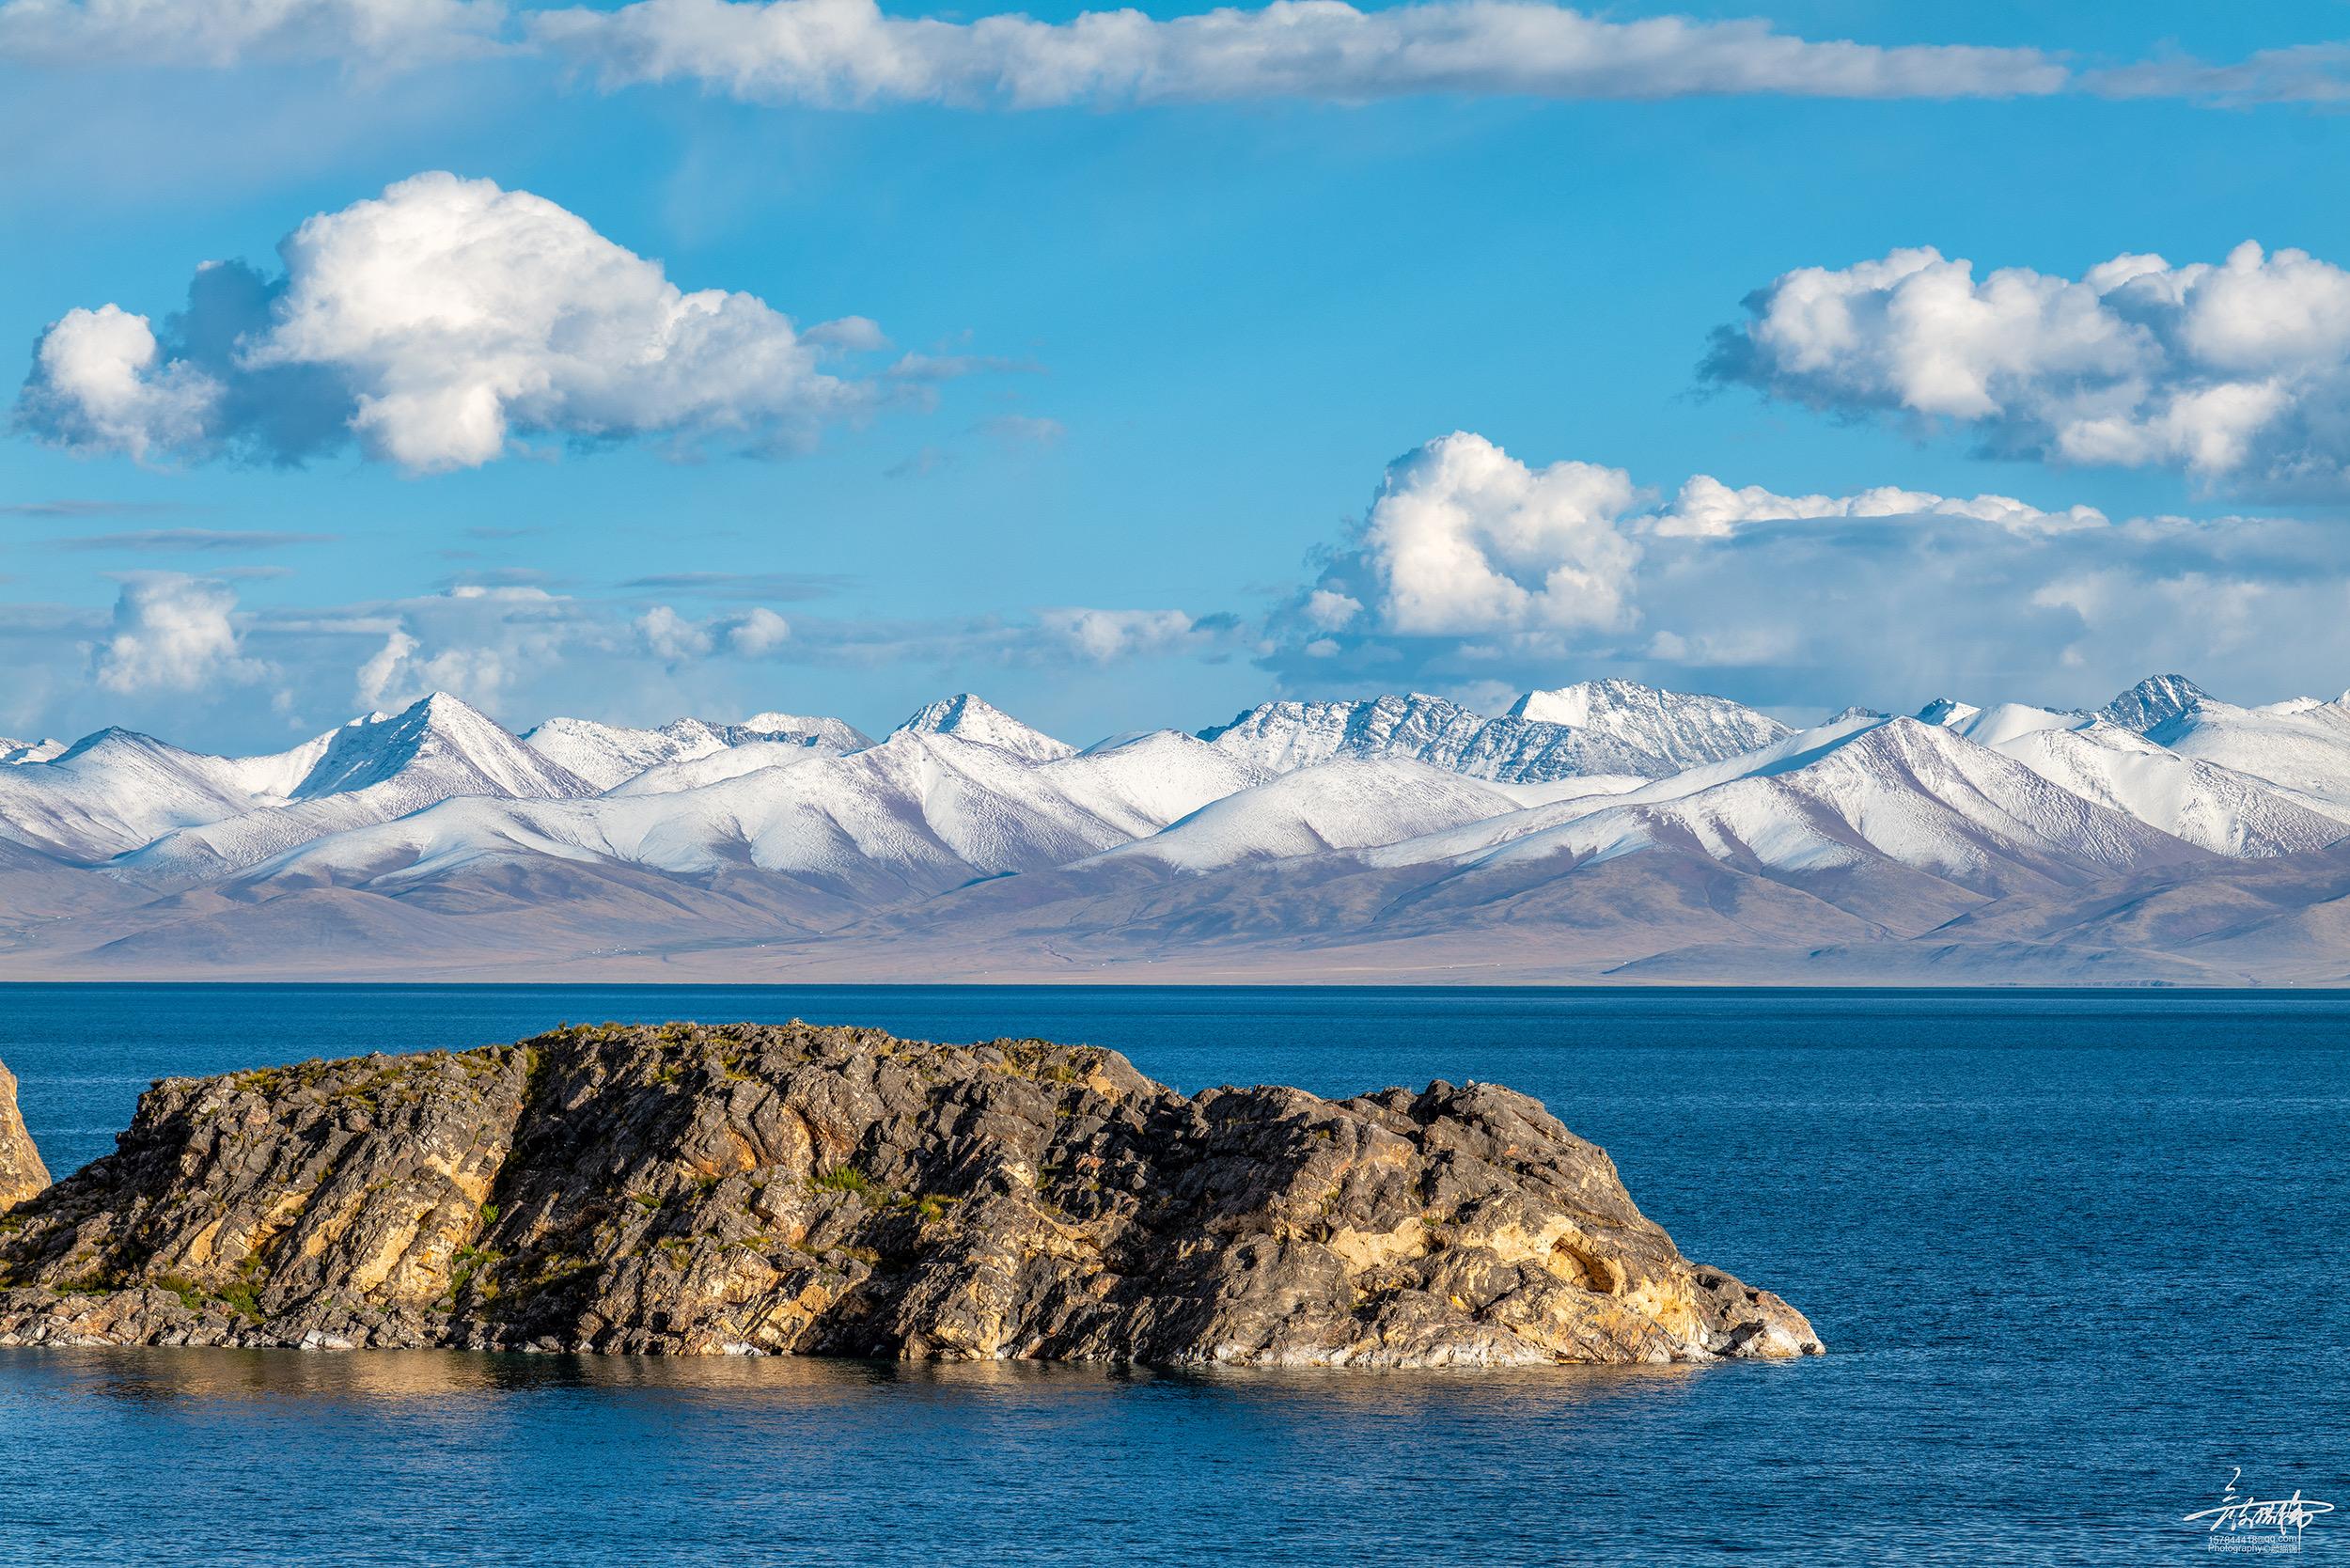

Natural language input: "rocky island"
[0,1022,1820,1366]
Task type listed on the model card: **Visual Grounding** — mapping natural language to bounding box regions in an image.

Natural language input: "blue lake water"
[0,984,2344,1565]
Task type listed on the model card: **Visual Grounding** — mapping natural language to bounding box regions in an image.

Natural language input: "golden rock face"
[0,1022,1821,1366]
[0,1058,48,1215]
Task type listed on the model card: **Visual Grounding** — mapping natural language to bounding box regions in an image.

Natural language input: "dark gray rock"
[0,1023,1820,1366]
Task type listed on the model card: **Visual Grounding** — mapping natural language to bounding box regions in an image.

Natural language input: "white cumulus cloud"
[1037,606,1198,662]
[1268,433,2350,710]
[638,603,796,662]
[725,605,792,655]
[1705,241,2350,495]
[635,604,716,664]
[92,572,270,694]
[1345,431,1642,639]
[19,171,882,474]
[1301,588,1361,631]
[18,305,221,464]
[354,628,421,706]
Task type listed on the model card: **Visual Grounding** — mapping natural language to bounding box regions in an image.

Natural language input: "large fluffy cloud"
[1354,432,1641,637]
[1291,431,2095,654]
[1270,432,2350,711]
[1704,242,2350,496]
[92,572,271,694]
[17,172,882,473]
[21,305,219,463]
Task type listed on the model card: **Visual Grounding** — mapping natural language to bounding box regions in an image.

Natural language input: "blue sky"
[8,1,2350,751]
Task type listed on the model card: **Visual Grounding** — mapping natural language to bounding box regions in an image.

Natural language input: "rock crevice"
[0,1025,1821,1366]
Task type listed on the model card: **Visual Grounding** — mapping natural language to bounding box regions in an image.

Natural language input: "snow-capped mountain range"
[5,674,2350,983]
[1196,681,1790,781]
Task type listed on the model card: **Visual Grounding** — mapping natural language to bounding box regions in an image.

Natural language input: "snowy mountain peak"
[1202,685,1786,783]
[1198,693,1479,773]
[292,693,590,805]
[1506,679,1790,771]
[525,711,871,792]
[21,666,2350,981]
[1929,701,2088,749]
[892,694,1074,761]
[736,712,873,752]
[524,716,729,792]
[1090,758,1516,873]
[2101,675,2211,735]
[51,726,160,766]
[46,725,321,795]
[1506,682,1602,728]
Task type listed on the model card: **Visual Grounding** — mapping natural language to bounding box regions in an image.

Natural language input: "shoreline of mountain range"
[4,673,2349,985]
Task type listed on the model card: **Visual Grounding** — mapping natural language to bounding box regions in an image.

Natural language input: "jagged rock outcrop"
[0,1058,49,1212]
[1198,687,1788,784]
[2101,674,2209,735]
[0,1023,1821,1366]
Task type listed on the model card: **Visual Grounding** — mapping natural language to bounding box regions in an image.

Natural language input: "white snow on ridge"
[1483,775,1650,809]
[1199,681,1788,784]
[1,737,68,766]
[0,713,430,863]
[227,796,614,890]
[527,713,870,792]
[292,694,590,808]
[525,716,733,792]
[240,729,1258,892]
[1914,688,2350,850]
[1416,717,2200,892]
[0,729,284,861]
[2100,674,2211,735]
[1989,721,2348,855]
[1364,713,1903,874]
[1034,730,1269,832]
[1922,699,2083,749]
[1508,679,1791,771]
[892,694,1074,762]
[7,672,2350,934]
[2147,696,2350,807]
[1086,758,1519,873]
[606,741,836,797]
[737,712,872,753]
[1366,709,1896,873]
[1196,693,1475,774]
[113,694,597,884]
[1592,709,1896,807]
[1914,697,1983,730]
